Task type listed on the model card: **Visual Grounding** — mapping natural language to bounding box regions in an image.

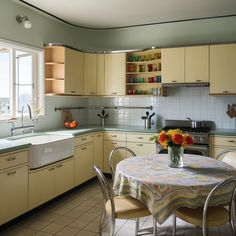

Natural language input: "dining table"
[113,154,236,224]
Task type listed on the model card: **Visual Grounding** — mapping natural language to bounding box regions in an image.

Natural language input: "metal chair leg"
[99,209,106,236]
[110,217,116,236]
[153,217,157,236]
[135,218,139,236]
[172,214,176,236]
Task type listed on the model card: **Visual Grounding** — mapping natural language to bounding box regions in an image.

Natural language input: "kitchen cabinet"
[105,53,126,96]
[0,149,28,225]
[161,47,185,83]
[93,132,104,171]
[210,44,236,94]
[211,135,236,158]
[74,135,94,185]
[103,132,127,173]
[84,53,97,95]
[126,133,156,156]
[126,49,165,96]
[97,54,105,95]
[185,46,209,83]
[29,158,74,210]
[45,46,84,95]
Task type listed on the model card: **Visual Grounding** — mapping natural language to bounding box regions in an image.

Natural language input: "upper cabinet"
[162,46,209,84]
[185,46,209,83]
[84,53,97,95]
[45,46,84,95]
[210,44,236,95]
[161,47,185,83]
[97,54,105,95]
[105,53,126,96]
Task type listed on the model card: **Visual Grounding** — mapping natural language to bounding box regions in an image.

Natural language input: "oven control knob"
[193,136,198,142]
[200,137,205,143]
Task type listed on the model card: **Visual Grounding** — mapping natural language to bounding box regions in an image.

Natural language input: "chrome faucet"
[10,104,34,136]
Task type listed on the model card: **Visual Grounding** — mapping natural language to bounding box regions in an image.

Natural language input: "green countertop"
[0,125,158,155]
[210,129,236,136]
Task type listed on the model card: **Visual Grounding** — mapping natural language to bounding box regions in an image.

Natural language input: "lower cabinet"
[0,164,28,225]
[29,158,74,210]
[211,135,236,158]
[75,142,94,185]
[93,132,104,171]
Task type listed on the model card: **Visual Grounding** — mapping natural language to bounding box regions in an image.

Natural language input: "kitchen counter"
[0,125,158,154]
[210,129,236,136]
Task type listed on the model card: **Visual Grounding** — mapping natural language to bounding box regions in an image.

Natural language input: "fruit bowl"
[64,120,78,129]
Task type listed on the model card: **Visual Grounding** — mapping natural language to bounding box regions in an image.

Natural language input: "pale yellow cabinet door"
[93,133,104,171]
[97,54,105,95]
[29,166,54,210]
[54,158,74,197]
[161,47,185,83]
[127,142,156,156]
[65,48,84,95]
[105,53,126,95]
[0,165,28,225]
[210,44,236,94]
[84,53,97,95]
[103,140,126,173]
[185,46,209,83]
[75,143,94,185]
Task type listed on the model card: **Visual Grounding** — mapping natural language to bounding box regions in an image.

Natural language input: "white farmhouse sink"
[13,134,74,169]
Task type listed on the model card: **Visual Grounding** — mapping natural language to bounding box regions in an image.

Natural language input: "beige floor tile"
[84,221,100,233]
[53,215,77,226]
[35,212,61,223]
[1,227,38,236]
[75,230,96,236]
[40,222,65,234]
[69,218,91,229]
[25,219,50,231]
[65,209,87,218]
[55,226,80,236]
[34,231,53,236]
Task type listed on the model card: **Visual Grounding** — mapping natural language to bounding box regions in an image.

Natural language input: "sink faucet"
[10,104,34,136]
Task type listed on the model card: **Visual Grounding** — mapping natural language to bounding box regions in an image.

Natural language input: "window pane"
[17,85,32,112]
[0,49,10,117]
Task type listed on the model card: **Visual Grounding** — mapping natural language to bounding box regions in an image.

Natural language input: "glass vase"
[168,146,184,168]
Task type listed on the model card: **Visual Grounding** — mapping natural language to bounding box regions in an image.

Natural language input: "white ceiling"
[19,0,236,29]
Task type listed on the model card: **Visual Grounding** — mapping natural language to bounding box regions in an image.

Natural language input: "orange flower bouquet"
[151,129,193,167]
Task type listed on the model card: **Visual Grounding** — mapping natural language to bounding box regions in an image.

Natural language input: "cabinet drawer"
[0,150,28,170]
[103,132,126,141]
[127,133,156,143]
[74,135,93,146]
[211,136,236,147]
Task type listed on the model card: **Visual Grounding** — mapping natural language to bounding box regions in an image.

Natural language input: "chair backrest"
[216,150,236,169]
[202,177,236,236]
[108,146,136,183]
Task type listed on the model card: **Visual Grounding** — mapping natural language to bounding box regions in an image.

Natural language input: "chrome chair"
[172,177,236,236]
[93,165,156,236]
[216,150,236,169]
[108,146,136,183]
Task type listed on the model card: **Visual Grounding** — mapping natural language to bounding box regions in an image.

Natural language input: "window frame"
[0,38,44,120]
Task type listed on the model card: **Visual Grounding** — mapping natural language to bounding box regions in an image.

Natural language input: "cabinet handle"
[111,142,117,145]
[223,91,230,93]
[228,140,236,143]
[70,91,76,93]
[171,80,177,83]
[57,164,63,168]
[97,135,101,137]
[49,167,55,171]
[7,156,16,161]
[111,135,117,138]
[196,80,202,82]
[90,92,96,95]
[81,147,87,150]
[136,144,143,147]
[7,171,16,176]
[111,92,117,95]
[81,138,87,141]
[137,137,143,139]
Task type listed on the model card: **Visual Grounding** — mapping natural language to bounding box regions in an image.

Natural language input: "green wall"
[1,0,236,51]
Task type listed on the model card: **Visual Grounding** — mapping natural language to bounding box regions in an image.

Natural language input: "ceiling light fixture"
[16,15,32,29]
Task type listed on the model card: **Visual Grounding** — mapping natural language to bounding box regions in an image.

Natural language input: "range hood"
[162,82,209,87]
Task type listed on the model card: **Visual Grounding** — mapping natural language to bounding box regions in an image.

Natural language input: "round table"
[113,154,236,224]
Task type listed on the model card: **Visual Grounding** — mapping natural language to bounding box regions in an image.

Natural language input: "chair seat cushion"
[175,206,229,227]
[105,195,151,219]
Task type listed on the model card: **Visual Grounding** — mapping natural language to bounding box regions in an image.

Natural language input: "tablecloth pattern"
[113,154,236,224]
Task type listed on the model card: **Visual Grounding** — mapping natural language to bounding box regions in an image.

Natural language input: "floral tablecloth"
[113,154,236,224]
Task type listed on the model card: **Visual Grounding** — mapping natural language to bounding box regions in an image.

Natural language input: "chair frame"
[108,146,136,183]
[173,177,236,236]
[216,149,236,160]
[93,164,156,236]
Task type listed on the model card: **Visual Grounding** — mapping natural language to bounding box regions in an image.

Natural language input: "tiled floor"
[0,179,233,236]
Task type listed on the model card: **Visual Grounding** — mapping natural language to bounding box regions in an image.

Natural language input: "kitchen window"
[0,39,44,120]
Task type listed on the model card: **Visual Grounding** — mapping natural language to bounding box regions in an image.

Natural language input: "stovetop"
[162,126,210,133]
